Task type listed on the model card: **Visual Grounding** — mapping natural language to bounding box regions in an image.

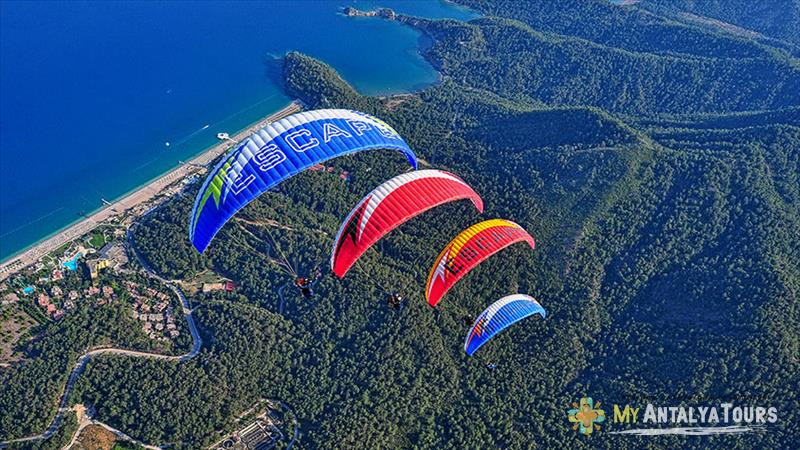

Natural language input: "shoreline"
[0,100,302,280]
[0,2,477,280]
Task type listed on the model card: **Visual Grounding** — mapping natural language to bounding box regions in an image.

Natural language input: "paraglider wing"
[465,294,546,356]
[426,219,535,307]
[189,109,417,253]
[331,170,483,278]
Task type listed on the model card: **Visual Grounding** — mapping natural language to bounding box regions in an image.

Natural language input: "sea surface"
[0,0,477,262]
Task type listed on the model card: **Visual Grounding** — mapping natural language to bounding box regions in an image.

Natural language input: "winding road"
[2,215,299,448]
[0,230,202,447]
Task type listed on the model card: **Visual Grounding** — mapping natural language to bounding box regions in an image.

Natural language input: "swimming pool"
[62,252,82,271]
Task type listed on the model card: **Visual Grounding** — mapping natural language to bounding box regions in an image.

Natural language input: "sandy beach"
[0,101,302,281]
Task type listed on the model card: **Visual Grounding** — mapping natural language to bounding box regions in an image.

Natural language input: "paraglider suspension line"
[264,226,297,277]
[355,263,391,296]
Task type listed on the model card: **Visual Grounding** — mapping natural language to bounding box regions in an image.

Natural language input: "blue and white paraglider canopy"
[465,294,546,356]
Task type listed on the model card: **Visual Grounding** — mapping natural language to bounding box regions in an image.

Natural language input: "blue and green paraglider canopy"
[189,109,417,253]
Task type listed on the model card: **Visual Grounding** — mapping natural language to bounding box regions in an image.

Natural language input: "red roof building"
[37,293,51,307]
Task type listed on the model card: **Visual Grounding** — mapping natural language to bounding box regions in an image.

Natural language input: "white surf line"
[606,425,767,436]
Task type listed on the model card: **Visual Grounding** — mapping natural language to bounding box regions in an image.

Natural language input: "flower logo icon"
[567,397,605,436]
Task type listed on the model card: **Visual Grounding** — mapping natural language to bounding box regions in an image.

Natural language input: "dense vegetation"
[0,303,162,440]
[2,1,798,448]
[460,0,800,56]
[411,14,799,114]
[646,0,800,49]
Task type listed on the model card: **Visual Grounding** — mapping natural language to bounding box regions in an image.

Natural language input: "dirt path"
[63,404,161,450]
[234,217,298,232]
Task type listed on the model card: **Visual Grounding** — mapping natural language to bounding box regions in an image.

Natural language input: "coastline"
[0,1,478,278]
[341,7,453,96]
[0,100,302,280]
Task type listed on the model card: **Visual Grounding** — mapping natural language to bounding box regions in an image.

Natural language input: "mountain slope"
[67,51,799,448]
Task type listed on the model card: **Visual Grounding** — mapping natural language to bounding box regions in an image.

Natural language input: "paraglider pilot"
[295,277,313,298]
[387,293,404,311]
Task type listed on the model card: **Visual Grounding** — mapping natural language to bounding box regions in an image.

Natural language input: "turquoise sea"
[0,1,477,262]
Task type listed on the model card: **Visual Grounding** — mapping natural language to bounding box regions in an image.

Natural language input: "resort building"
[99,242,128,267]
[85,286,100,296]
[37,292,51,308]
[202,281,236,293]
[85,258,111,279]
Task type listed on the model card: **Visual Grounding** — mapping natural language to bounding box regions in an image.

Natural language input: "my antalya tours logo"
[567,397,605,436]
[566,396,778,437]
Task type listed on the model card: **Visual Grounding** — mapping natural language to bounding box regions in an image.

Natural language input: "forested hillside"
[459,0,800,56]
[71,51,799,450]
[412,15,800,114]
[2,1,798,448]
[647,0,800,49]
